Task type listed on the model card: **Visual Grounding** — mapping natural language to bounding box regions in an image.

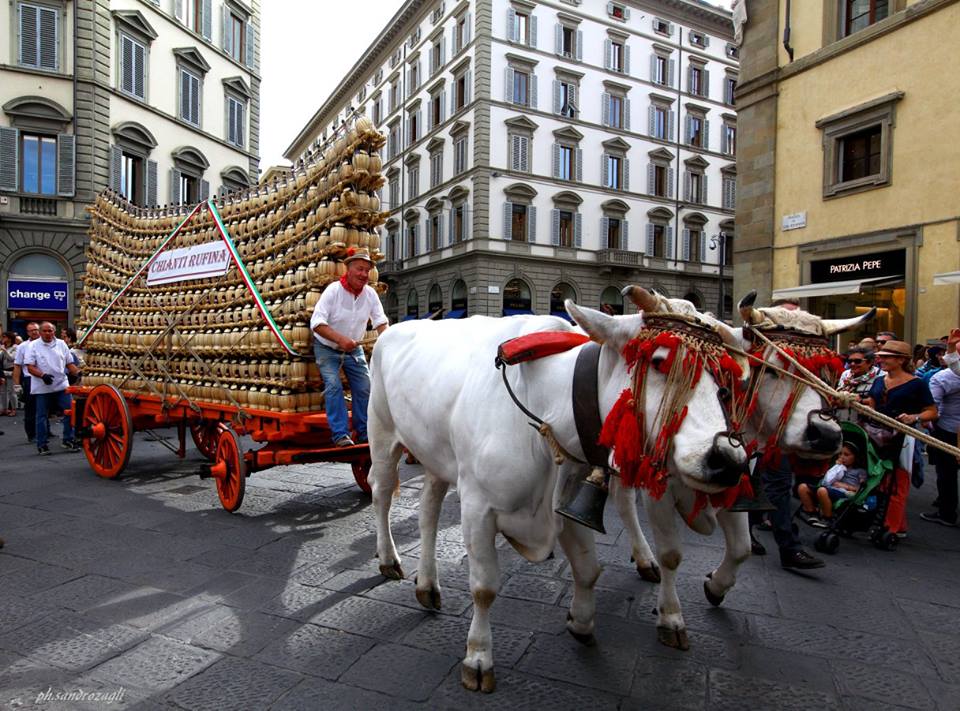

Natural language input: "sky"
[259,0,735,172]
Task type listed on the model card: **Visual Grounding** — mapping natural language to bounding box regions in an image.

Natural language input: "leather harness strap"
[572,341,610,468]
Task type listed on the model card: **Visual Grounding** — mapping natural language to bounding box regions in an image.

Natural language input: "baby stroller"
[812,421,897,554]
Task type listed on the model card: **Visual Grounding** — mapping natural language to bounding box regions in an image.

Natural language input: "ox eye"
[717,387,731,401]
[652,356,665,369]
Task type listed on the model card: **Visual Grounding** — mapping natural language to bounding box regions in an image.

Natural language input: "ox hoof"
[415,585,442,611]
[636,562,662,584]
[379,562,405,580]
[461,662,496,693]
[657,625,690,651]
[704,579,725,607]
[566,613,597,646]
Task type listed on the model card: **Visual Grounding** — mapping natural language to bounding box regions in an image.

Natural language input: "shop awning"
[771,275,903,300]
[421,309,444,319]
[444,308,466,319]
[933,271,960,285]
[503,308,534,316]
[402,314,419,321]
[550,310,574,322]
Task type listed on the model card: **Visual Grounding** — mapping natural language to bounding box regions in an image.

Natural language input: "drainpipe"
[673,26,683,266]
[783,0,795,62]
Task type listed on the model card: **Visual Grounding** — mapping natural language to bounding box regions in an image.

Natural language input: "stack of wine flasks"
[77,117,387,413]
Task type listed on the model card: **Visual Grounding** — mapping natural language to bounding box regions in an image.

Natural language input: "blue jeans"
[35,389,73,449]
[759,454,802,554]
[313,342,371,441]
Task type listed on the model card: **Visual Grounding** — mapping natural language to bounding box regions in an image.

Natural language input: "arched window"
[550,282,577,321]
[428,284,443,315]
[384,291,399,324]
[683,291,703,310]
[405,289,419,320]
[448,279,468,318]
[11,253,66,278]
[600,286,624,315]
[503,278,532,316]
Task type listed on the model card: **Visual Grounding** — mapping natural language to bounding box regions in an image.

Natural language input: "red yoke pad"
[497,331,590,365]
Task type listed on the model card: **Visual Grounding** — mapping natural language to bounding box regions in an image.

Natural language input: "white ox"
[612,288,875,650]
[368,300,748,692]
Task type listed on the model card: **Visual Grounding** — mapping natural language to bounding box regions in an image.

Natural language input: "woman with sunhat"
[863,340,938,539]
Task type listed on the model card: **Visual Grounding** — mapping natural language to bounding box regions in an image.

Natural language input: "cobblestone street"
[1,418,958,710]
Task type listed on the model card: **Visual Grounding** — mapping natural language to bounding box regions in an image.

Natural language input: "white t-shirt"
[13,338,35,367]
[309,281,388,349]
[25,338,71,394]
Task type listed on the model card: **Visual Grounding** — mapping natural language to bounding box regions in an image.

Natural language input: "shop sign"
[781,212,807,231]
[7,279,69,310]
[147,241,231,286]
[810,249,906,284]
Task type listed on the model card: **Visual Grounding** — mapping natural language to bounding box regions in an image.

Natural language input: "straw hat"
[874,340,911,358]
[343,247,374,265]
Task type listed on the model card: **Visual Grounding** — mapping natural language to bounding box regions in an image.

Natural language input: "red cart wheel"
[210,428,246,512]
[190,420,223,461]
[352,458,372,495]
[81,384,133,479]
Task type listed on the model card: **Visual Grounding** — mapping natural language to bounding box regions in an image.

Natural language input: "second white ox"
[368,300,748,692]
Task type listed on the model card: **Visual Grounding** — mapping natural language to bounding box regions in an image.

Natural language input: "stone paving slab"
[0,424,958,709]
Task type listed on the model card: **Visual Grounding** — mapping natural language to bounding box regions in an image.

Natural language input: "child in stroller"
[796,442,867,528]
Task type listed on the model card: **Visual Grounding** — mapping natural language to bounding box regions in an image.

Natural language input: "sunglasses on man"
[847,358,866,365]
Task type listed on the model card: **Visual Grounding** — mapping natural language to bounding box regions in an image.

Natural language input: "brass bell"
[726,456,777,513]
[556,467,609,534]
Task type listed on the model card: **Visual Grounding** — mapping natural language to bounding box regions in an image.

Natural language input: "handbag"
[864,421,898,447]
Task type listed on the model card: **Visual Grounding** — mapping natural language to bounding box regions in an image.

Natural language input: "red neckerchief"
[339,275,363,298]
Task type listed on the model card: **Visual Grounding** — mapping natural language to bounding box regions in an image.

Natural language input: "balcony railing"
[378,259,403,275]
[20,196,58,216]
[597,249,641,267]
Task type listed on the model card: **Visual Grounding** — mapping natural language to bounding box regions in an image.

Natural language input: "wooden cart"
[69,383,371,512]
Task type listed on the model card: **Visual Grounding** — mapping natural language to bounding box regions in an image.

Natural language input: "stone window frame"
[684,103,709,150]
[169,145,209,205]
[721,164,736,211]
[647,91,675,141]
[452,120,469,175]
[425,79,446,132]
[506,115,537,174]
[550,190,583,248]
[816,91,903,199]
[113,10,157,102]
[219,165,249,196]
[427,282,443,313]
[448,185,470,243]
[681,211,708,263]
[551,125,583,183]
[406,99,422,146]
[649,44,675,89]
[173,47,210,129]
[407,53,422,99]
[554,13,583,61]
[452,7,472,55]
[15,0,64,72]
[425,197,445,252]
[645,206,674,260]
[503,182,537,242]
[0,96,74,196]
[506,0,538,48]
[552,67,582,119]
[604,29,630,75]
[646,147,675,199]
[405,286,420,317]
[451,58,472,114]
[600,198,630,251]
[388,73,402,113]
[687,57,709,99]
[723,71,738,106]
[387,167,400,211]
[504,53,538,109]
[427,135,445,188]
[683,155,709,205]
[110,121,158,206]
[372,92,383,125]
[718,219,735,267]
[403,207,421,258]
[830,0,905,41]
[720,112,736,156]
[688,30,709,49]
[405,152,421,201]
[223,76,250,149]
[652,17,674,37]
[601,136,630,192]
[601,80,630,131]
[429,28,446,75]
[384,217,400,260]
[387,119,401,160]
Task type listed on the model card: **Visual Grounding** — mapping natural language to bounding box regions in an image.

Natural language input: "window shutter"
[530,15,537,47]
[552,143,560,178]
[502,201,512,239]
[222,5,232,54]
[464,70,472,104]
[521,136,529,172]
[621,220,629,250]
[702,69,711,98]
[647,163,654,194]
[687,65,694,93]
[554,23,562,55]
[414,224,420,255]
[601,154,609,188]
[604,39,612,70]
[649,54,657,83]
[450,83,457,114]
[507,7,516,41]
[147,159,158,206]
[245,22,256,68]
[601,217,609,248]
[109,145,122,192]
[436,215,443,245]
[441,35,446,65]
[416,109,422,141]
[19,3,38,67]
[464,13,472,44]
[624,45,631,75]
[647,105,655,136]
[569,85,577,115]
[56,134,74,197]
[530,74,537,109]
[504,67,514,102]
[701,175,709,204]
[174,0,185,23]
[575,31,583,61]
[528,205,537,242]
[601,93,610,127]
[667,167,675,198]
[575,148,583,182]
[703,120,711,150]
[646,224,654,255]
[190,74,200,125]
[682,228,691,261]
[425,216,432,247]
[721,125,728,154]
[121,36,133,94]
[668,110,675,141]
[464,202,471,238]
[685,115,692,143]
[624,98,631,131]
[668,59,676,87]
[623,158,630,191]
[200,179,210,201]
[553,80,561,114]
[551,209,560,246]
[179,70,189,120]
[201,0,212,40]
[700,232,708,262]
[510,134,518,170]
[439,90,446,122]
[169,168,182,205]
[448,206,455,244]
[133,42,145,98]
[684,172,691,201]
[666,227,675,259]
[38,6,57,70]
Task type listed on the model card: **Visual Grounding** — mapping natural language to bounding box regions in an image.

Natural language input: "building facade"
[285,0,737,322]
[0,0,261,335]
[735,0,960,345]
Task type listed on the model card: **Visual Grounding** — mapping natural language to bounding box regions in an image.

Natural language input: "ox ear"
[738,290,763,326]
[621,285,659,312]
[566,299,644,349]
[718,324,751,379]
[821,307,877,336]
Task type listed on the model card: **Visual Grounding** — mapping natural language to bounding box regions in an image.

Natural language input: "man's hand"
[41,373,54,385]
[948,328,960,354]
[339,337,359,352]
[67,372,79,385]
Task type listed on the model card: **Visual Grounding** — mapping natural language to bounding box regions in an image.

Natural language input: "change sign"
[7,280,69,310]
[147,241,232,286]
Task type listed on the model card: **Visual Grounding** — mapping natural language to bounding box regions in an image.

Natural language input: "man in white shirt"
[12,322,40,442]
[25,322,80,454]
[309,248,389,447]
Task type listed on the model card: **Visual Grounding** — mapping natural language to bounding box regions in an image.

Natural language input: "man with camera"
[24,322,80,455]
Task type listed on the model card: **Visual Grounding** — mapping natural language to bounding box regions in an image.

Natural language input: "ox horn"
[737,290,763,325]
[821,307,877,336]
[621,285,659,312]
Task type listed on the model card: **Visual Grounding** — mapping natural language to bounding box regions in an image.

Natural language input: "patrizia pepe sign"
[147,241,231,286]
[810,249,906,284]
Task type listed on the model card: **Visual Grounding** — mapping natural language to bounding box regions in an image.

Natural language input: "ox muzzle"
[803,409,843,454]
[703,432,749,488]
